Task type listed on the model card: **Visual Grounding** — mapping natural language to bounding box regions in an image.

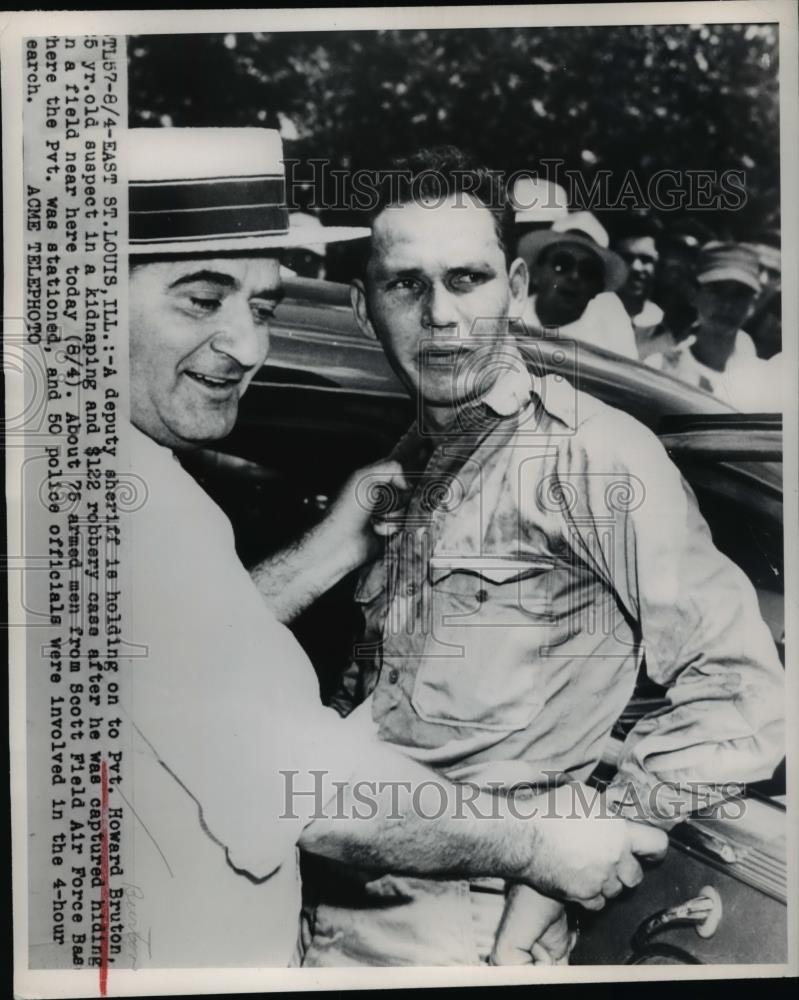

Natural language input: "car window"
[275,279,784,416]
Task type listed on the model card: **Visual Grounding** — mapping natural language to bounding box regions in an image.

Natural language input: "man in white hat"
[122,128,667,970]
[510,174,569,254]
[516,211,638,360]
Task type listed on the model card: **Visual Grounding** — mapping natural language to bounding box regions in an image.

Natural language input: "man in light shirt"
[647,243,777,411]
[611,217,673,361]
[516,211,638,359]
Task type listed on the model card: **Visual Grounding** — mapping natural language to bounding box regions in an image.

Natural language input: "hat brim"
[516,230,628,292]
[129,225,370,256]
[514,208,570,224]
[697,268,760,293]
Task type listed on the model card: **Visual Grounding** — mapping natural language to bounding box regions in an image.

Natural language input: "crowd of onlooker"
[509,177,782,412]
[285,175,783,413]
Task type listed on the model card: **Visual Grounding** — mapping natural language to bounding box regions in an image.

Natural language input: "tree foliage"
[129,23,780,239]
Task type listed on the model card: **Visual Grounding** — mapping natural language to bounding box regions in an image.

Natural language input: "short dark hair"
[610,213,662,247]
[363,146,515,270]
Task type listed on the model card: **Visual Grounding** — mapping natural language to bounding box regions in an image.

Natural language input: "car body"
[182,278,786,966]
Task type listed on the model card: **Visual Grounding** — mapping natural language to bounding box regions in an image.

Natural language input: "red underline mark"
[99,758,110,997]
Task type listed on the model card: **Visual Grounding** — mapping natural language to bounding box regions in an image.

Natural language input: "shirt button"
[388,668,400,684]
[475,589,489,604]
[406,582,418,596]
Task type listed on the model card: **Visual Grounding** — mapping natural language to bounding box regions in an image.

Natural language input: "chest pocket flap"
[412,555,558,731]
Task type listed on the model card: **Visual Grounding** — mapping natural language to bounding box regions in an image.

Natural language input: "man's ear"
[351,279,378,341]
[507,257,530,321]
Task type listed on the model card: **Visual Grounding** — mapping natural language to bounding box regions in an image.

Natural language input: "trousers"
[299,868,507,967]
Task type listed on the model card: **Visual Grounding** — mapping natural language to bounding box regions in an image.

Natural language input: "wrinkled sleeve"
[559,413,784,827]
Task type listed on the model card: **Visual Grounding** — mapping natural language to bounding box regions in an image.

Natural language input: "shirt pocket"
[410,557,556,732]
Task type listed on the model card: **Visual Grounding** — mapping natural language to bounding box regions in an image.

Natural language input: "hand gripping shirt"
[332,360,783,823]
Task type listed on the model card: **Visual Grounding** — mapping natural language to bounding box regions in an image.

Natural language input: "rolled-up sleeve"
[559,411,784,825]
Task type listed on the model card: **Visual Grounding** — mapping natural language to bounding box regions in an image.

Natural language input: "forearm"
[298,747,531,881]
[299,742,667,906]
[251,458,405,622]
[606,695,783,830]
[251,518,363,622]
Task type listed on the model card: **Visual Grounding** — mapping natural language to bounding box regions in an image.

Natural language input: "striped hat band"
[127,128,367,254]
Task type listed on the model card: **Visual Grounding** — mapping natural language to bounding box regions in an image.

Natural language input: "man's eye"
[452,272,486,288]
[186,295,221,314]
[251,302,276,323]
[387,278,420,292]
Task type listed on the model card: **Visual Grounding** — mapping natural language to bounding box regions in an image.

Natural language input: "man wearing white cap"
[647,243,779,411]
[122,127,666,969]
[516,211,638,360]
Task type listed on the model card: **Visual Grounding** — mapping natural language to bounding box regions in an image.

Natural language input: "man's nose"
[211,301,268,370]
[422,283,459,332]
[556,261,581,285]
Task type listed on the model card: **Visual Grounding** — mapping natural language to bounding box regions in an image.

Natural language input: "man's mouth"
[427,348,463,360]
[423,349,477,375]
[184,371,242,393]
[424,343,470,361]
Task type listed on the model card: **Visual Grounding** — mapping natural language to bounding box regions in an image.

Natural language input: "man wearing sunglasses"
[517,211,638,359]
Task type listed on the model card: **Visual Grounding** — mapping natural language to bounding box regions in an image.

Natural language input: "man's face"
[616,235,658,303]
[533,241,604,326]
[695,280,756,334]
[353,195,527,413]
[129,256,282,449]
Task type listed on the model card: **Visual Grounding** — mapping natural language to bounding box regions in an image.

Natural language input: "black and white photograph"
[3,4,797,996]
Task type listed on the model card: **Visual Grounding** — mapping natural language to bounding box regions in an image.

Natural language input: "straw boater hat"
[127,127,368,255]
[286,212,329,256]
[516,210,628,292]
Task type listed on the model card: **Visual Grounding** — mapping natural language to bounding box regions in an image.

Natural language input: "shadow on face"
[695,280,757,333]
[533,242,605,326]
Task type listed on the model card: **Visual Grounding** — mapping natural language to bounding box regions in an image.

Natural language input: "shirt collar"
[129,422,182,464]
[481,340,577,431]
[632,299,664,329]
